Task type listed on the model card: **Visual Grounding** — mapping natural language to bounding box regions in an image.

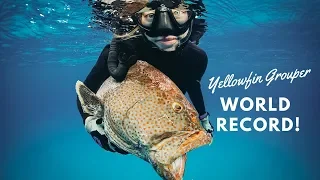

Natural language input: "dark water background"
[1,0,320,179]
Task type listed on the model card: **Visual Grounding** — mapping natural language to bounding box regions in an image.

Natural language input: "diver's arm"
[186,49,214,133]
[187,80,206,116]
[186,48,214,133]
[187,80,207,117]
[76,44,110,124]
[186,48,208,116]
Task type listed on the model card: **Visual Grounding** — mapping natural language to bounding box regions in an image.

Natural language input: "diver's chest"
[161,62,192,90]
[157,59,190,77]
[143,55,193,86]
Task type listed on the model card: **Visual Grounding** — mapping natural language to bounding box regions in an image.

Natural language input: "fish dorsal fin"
[75,80,104,118]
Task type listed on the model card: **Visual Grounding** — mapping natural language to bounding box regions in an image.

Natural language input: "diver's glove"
[108,38,137,82]
[199,112,214,134]
[84,116,128,154]
[118,51,137,68]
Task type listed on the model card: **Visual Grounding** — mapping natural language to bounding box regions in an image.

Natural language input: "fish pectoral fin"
[76,80,104,117]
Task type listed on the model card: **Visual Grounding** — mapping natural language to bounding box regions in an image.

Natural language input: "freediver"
[77,0,213,154]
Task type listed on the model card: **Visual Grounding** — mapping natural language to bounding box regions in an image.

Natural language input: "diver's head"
[133,0,195,51]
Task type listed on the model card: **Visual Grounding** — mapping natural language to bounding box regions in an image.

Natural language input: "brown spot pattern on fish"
[76,60,213,180]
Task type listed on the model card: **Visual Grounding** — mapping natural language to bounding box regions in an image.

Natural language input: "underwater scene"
[1,0,320,180]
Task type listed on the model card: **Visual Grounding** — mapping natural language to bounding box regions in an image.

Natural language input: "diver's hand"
[118,52,137,67]
[118,39,138,67]
[199,112,214,134]
[108,38,138,82]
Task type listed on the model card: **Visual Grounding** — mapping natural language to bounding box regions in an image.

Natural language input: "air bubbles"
[68,26,76,30]
[45,7,54,14]
[57,19,68,24]
[64,4,71,11]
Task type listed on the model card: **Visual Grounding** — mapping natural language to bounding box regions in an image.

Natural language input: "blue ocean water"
[1,0,320,180]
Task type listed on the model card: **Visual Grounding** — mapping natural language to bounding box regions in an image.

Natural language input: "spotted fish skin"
[76,60,213,180]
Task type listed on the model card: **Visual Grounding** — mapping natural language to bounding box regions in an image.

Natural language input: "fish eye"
[172,102,183,113]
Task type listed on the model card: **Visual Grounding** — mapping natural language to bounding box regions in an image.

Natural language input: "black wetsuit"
[76,39,208,153]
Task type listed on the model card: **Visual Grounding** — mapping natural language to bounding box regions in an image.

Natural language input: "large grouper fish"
[76,60,213,180]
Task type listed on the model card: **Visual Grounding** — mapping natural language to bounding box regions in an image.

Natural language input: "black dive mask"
[134,0,195,37]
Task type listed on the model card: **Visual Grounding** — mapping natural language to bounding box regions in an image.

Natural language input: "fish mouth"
[150,153,187,180]
[151,130,212,164]
[177,130,212,156]
[149,130,212,179]
[163,154,187,180]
